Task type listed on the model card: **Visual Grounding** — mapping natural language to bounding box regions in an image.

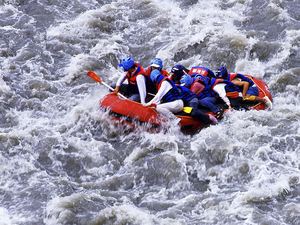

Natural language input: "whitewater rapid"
[0,0,299,224]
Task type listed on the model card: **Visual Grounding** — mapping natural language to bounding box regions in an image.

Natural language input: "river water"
[0,0,299,224]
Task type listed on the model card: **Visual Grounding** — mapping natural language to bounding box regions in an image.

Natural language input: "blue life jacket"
[177,86,197,104]
[210,78,241,98]
[191,73,210,86]
[156,75,181,103]
[189,74,215,99]
[225,82,240,93]
[235,73,255,86]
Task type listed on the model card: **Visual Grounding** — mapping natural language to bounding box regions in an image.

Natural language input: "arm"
[231,80,249,97]
[236,74,254,86]
[136,74,146,104]
[213,83,231,108]
[114,73,127,93]
[146,81,172,105]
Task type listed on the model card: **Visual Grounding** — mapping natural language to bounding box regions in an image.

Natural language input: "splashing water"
[0,0,299,224]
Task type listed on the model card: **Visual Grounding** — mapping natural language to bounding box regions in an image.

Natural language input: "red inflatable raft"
[99,76,272,133]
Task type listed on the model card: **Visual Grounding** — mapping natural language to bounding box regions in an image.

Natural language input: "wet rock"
[272,68,300,92]
[35,137,59,165]
[134,154,184,188]
[208,148,228,165]
[0,134,20,152]
[239,162,250,175]
[188,170,210,192]
[27,79,57,93]
[99,174,135,191]
[139,200,175,211]
[289,176,299,187]
[18,98,43,111]
[0,109,18,128]
[250,41,280,61]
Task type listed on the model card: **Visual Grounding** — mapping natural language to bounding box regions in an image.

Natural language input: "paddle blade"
[87,71,102,83]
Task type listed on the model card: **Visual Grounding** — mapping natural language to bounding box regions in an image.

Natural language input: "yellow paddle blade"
[243,96,256,101]
[183,107,193,114]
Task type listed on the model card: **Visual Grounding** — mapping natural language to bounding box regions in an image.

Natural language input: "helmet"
[192,74,209,86]
[216,66,228,79]
[150,58,163,70]
[180,74,194,87]
[150,69,161,82]
[171,64,185,74]
[118,57,135,71]
[171,64,189,76]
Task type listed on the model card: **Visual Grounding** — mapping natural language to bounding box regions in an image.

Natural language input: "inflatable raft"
[99,76,272,133]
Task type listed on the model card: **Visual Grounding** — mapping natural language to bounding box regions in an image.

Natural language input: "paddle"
[87,71,127,99]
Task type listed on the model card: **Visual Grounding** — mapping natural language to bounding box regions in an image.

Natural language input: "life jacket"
[190,82,205,95]
[177,86,197,105]
[188,66,215,78]
[211,78,241,98]
[155,75,181,103]
[125,63,145,85]
[144,67,169,77]
[191,73,210,85]
[187,74,214,99]
[161,70,169,77]
[189,74,210,95]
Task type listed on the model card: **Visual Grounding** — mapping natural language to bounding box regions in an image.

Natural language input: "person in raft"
[176,84,218,125]
[146,69,217,124]
[169,64,216,84]
[144,69,183,116]
[216,66,272,109]
[143,58,169,96]
[114,56,148,104]
[180,73,243,117]
[144,58,169,77]
[188,65,216,78]
[180,74,225,115]
[169,64,190,84]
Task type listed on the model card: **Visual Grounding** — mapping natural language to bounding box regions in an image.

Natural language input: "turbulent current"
[0,0,299,224]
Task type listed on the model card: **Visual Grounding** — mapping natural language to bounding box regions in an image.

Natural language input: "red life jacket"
[190,81,205,95]
[144,67,169,77]
[188,67,209,77]
[156,76,169,90]
[161,70,169,77]
[229,73,238,81]
[126,63,145,85]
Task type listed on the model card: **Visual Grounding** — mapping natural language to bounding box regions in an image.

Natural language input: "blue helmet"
[192,73,209,86]
[180,74,194,87]
[216,66,228,79]
[150,58,163,70]
[118,57,135,71]
[150,69,161,82]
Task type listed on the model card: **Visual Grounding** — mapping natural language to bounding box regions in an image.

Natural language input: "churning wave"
[0,0,299,224]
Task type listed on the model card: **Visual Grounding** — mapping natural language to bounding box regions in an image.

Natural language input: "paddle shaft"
[87,71,127,99]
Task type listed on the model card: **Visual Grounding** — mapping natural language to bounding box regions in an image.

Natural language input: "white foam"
[154,0,247,68]
[233,172,295,205]
[94,203,183,225]
[45,193,85,225]
[0,208,12,225]
[1,1,299,224]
